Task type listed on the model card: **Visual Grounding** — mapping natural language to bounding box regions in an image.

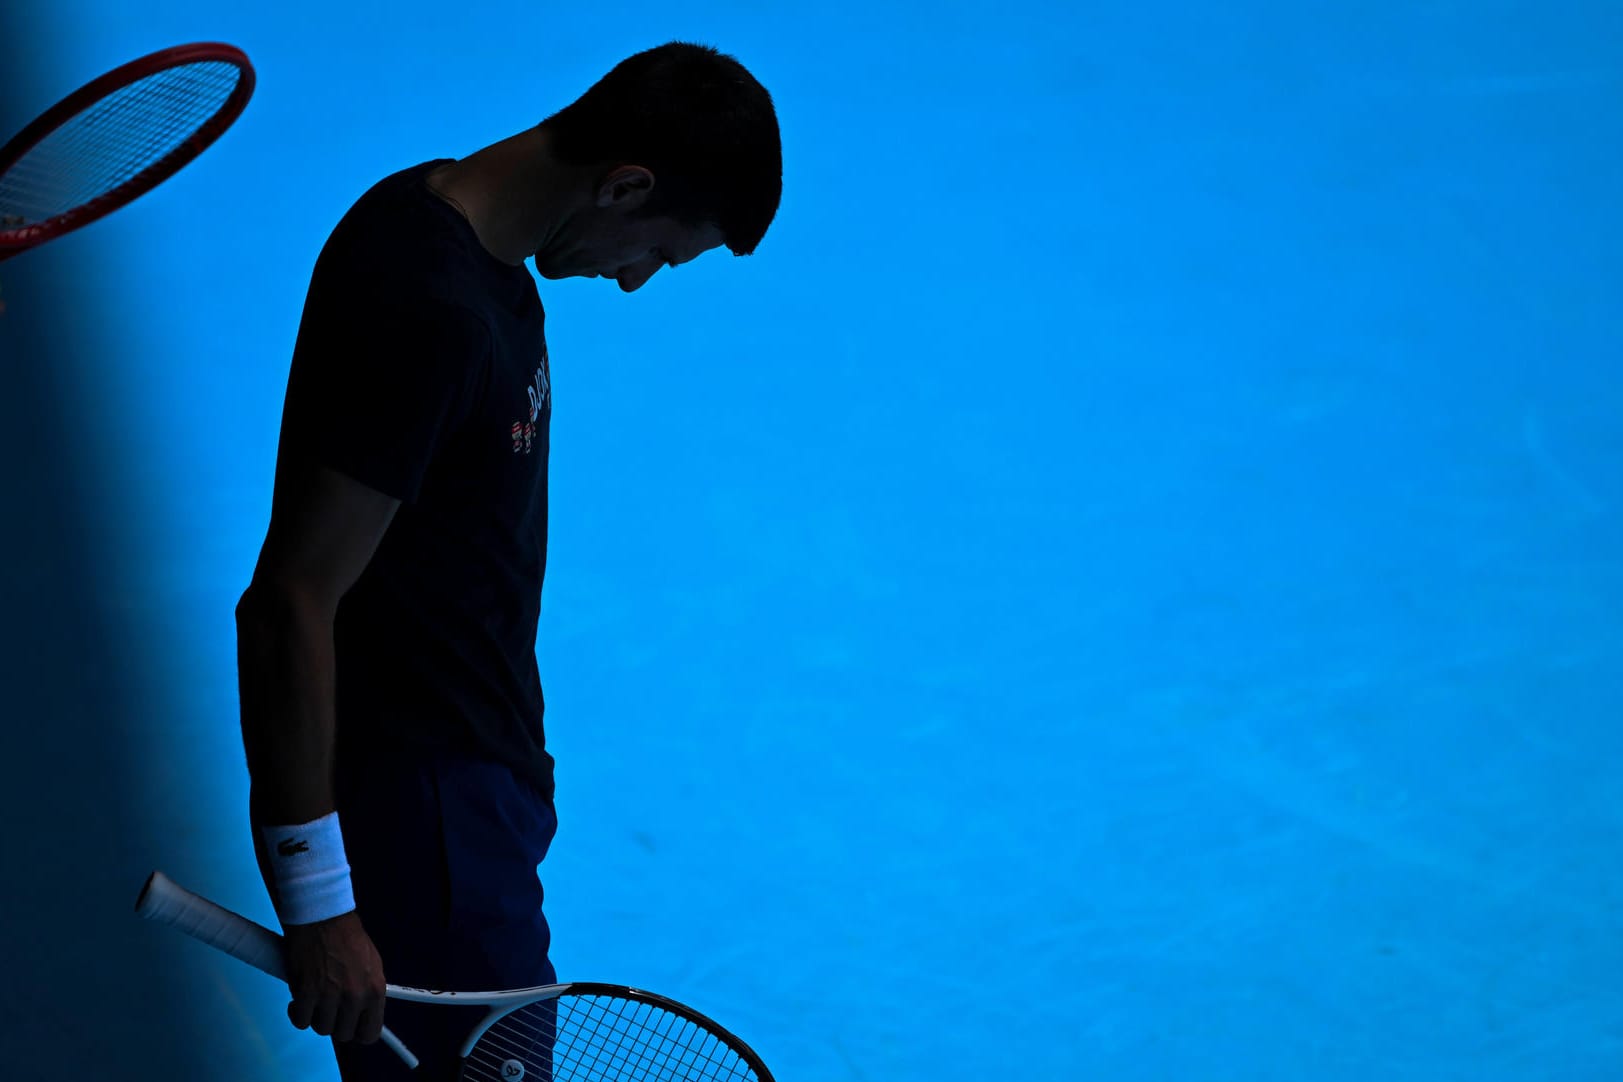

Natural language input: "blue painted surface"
[0,3,1619,1079]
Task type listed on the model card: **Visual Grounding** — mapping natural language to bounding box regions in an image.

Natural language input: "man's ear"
[596,167,655,209]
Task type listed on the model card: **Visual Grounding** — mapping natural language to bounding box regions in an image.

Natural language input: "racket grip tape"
[134,870,419,1069]
[136,870,287,978]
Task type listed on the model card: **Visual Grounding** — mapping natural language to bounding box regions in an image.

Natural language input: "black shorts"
[331,754,558,1081]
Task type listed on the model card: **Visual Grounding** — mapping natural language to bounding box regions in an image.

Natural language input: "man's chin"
[533,262,595,281]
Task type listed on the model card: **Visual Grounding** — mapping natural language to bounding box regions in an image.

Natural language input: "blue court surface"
[1,3,1619,1080]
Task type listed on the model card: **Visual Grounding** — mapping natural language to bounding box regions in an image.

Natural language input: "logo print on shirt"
[512,346,550,455]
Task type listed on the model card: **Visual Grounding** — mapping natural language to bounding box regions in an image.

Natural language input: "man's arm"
[236,460,401,1046]
[236,460,400,840]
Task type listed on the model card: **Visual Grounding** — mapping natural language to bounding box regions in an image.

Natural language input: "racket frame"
[0,42,255,262]
[136,870,776,1080]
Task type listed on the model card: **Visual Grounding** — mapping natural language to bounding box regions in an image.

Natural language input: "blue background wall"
[1,3,1619,1079]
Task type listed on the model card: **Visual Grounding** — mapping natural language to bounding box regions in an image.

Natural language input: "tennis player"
[234,42,781,1081]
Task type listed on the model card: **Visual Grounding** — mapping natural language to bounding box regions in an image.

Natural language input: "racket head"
[461,982,774,1082]
[0,42,254,262]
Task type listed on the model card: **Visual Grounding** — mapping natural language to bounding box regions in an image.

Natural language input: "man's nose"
[623,265,660,292]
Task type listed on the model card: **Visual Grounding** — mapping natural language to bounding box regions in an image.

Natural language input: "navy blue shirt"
[276,158,555,802]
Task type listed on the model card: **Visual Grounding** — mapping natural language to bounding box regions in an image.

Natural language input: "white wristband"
[260,811,356,926]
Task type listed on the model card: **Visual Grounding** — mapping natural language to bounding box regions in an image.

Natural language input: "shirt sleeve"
[281,292,490,504]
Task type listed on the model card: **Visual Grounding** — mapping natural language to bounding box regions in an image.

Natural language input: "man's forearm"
[236,586,341,863]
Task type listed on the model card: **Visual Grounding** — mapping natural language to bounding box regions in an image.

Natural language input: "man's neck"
[427,129,576,267]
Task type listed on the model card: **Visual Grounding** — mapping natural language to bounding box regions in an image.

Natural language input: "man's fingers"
[356,999,387,1045]
[290,991,377,1041]
[332,998,362,1043]
[309,991,340,1037]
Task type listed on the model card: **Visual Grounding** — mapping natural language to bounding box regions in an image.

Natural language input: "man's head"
[529,41,782,291]
[529,163,728,291]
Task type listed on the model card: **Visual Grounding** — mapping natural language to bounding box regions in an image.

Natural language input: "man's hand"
[282,910,387,1044]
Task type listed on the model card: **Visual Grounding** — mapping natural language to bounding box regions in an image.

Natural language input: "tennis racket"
[135,870,775,1081]
[0,42,254,266]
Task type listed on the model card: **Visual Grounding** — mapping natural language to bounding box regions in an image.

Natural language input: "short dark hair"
[539,42,782,257]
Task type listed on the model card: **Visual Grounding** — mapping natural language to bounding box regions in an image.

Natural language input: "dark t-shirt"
[276,158,555,802]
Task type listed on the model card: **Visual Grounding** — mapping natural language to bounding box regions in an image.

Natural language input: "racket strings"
[462,993,760,1082]
[0,60,243,231]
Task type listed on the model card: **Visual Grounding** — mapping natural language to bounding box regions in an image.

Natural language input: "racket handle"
[136,870,286,977]
[135,871,419,1069]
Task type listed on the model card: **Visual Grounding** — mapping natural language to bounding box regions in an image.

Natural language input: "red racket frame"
[0,42,255,263]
